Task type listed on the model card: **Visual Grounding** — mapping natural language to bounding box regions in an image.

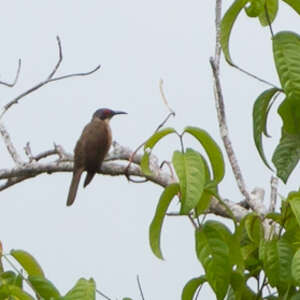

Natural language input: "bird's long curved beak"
[113,110,127,115]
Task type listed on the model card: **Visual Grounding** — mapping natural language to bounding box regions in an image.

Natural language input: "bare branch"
[211,0,268,216]
[0,37,100,119]
[137,275,145,300]
[47,65,101,83]
[0,59,21,88]
[269,176,278,212]
[159,79,175,115]
[214,0,222,72]
[0,122,23,165]
[47,36,63,80]
[0,142,250,220]
[210,58,252,206]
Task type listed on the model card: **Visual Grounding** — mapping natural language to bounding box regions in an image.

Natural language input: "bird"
[66,108,127,206]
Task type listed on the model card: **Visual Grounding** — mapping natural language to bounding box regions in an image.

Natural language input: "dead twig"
[0,36,100,119]
[125,79,175,181]
[137,275,145,300]
[0,59,21,88]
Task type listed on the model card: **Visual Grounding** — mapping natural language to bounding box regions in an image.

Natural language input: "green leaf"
[272,130,300,183]
[220,0,249,65]
[253,87,279,170]
[65,278,95,300]
[244,213,264,244]
[0,271,17,286]
[172,149,206,214]
[287,191,300,227]
[144,127,176,150]
[195,222,231,300]
[196,191,212,215]
[140,152,152,176]
[282,0,300,16]
[273,32,300,99]
[245,0,265,17]
[292,249,300,285]
[149,183,180,259]
[259,0,278,26]
[0,285,35,300]
[263,239,293,291]
[273,32,300,141]
[28,275,60,299]
[10,249,44,278]
[181,276,206,300]
[184,127,225,184]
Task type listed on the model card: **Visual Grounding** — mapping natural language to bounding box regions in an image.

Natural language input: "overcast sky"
[1,1,300,299]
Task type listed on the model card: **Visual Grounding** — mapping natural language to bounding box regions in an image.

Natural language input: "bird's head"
[93,108,127,121]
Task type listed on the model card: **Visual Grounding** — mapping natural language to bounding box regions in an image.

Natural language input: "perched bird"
[66,108,127,206]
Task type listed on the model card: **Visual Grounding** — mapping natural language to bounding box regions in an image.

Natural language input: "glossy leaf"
[195,222,231,300]
[263,239,293,290]
[220,0,248,65]
[273,32,300,137]
[253,87,279,170]
[65,278,96,300]
[172,149,205,214]
[292,249,300,285]
[10,249,44,278]
[245,0,265,17]
[144,127,176,150]
[181,276,206,300]
[244,213,263,244]
[28,275,60,299]
[259,0,278,26]
[282,0,300,16]
[288,191,300,227]
[184,127,225,184]
[149,183,180,259]
[272,131,300,183]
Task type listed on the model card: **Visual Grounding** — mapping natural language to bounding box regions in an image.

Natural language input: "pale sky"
[0,1,300,299]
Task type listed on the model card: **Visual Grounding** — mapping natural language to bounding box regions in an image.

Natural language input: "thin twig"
[188,214,198,230]
[159,79,175,115]
[0,36,100,119]
[96,289,112,300]
[232,64,280,89]
[160,160,175,181]
[125,80,175,181]
[137,275,145,300]
[47,36,63,80]
[0,59,22,87]
[269,176,278,212]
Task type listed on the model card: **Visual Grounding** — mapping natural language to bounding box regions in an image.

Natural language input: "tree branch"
[211,0,268,216]
[0,59,21,88]
[0,36,100,119]
[0,122,23,165]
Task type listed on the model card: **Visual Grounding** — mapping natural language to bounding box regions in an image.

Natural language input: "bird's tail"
[83,172,95,188]
[66,168,84,206]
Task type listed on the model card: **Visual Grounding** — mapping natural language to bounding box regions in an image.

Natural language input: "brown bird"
[66,108,127,206]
